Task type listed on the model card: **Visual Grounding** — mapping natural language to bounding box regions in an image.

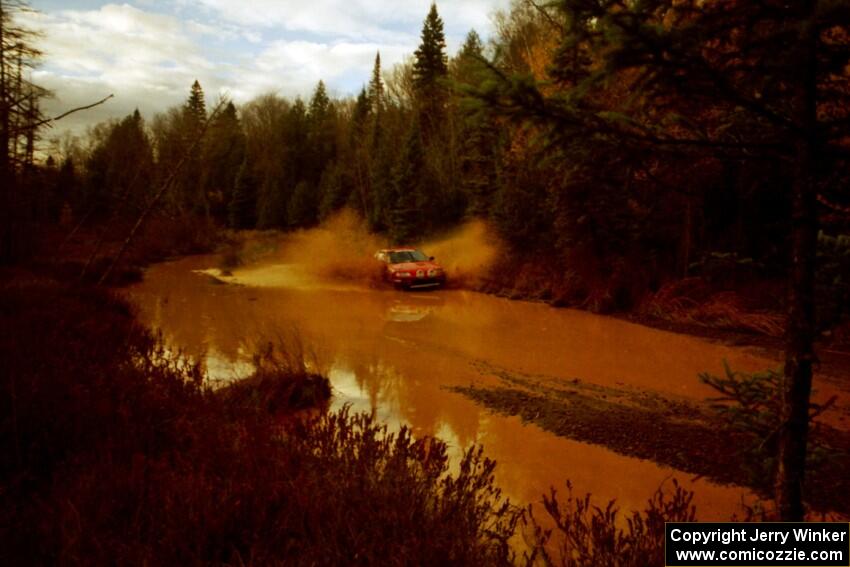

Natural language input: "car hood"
[388,261,442,271]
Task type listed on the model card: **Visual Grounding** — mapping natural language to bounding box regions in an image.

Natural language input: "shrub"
[0,282,520,566]
[699,363,838,485]
[523,480,696,567]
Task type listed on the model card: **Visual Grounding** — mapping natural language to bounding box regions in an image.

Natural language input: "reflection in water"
[127,255,847,520]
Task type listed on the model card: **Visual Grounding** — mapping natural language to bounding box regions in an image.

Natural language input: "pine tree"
[256,177,287,229]
[367,117,392,231]
[287,180,316,227]
[454,30,499,216]
[309,80,330,123]
[229,157,257,229]
[83,109,153,218]
[350,87,371,216]
[178,80,207,214]
[353,87,371,136]
[388,119,426,244]
[307,80,336,195]
[184,79,206,133]
[284,98,309,180]
[365,56,391,231]
[409,3,454,222]
[368,52,384,114]
[318,163,346,220]
[453,30,488,87]
[205,101,246,221]
[412,3,448,127]
[413,4,448,94]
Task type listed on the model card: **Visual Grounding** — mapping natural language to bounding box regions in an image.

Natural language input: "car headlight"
[397,272,412,278]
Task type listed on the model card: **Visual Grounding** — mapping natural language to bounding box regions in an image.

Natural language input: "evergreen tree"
[368,118,392,231]
[349,88,372,216]
[229,157,258,229]
[84,110,154,218]
[309,80,330,123]
[413,4,448,94]
[257,177,287,229]
[454,30,500,216]
[307,80,337,194]
[318,163,347,220]
[368,52,384,114]
[388,119,426,244]
[352,87,371,136]
[184,79,206,133]
[284,98,309,182]
[366,58,391,230]
[113,109,154,207]
[288,180,316,227]
[184,80,207,214]
[413,3,449,128]
[204,101,246,221]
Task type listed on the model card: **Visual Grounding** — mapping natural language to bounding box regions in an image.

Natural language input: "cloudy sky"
[21,0,510,138]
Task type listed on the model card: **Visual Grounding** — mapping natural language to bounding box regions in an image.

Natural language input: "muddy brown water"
[127,255,849,521]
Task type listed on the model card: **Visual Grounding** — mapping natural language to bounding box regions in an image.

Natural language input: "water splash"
[228,209,501,290]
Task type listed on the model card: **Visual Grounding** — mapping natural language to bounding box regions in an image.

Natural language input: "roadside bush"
[523,480,696,567]
[699,363,839,486]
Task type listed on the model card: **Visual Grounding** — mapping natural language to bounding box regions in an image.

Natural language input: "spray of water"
[236,209,501,290]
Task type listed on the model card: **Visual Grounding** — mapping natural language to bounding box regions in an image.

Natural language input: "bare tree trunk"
[775,2,819,521]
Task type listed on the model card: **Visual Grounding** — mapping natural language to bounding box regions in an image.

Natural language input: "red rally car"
[374,248,447,290]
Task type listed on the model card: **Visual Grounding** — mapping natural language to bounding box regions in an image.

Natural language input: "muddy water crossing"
[127,244,849,519]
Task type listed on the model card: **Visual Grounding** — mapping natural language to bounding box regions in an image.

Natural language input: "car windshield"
[389,250,428,264]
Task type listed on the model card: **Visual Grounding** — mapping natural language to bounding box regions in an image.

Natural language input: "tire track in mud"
[449,362,850,515]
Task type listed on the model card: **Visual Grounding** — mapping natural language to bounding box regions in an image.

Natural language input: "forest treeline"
[5,0,849,321]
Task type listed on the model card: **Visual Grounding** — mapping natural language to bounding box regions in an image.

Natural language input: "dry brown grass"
[641,278,785,336]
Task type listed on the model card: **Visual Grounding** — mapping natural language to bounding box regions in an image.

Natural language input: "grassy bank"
[476,252,850,358]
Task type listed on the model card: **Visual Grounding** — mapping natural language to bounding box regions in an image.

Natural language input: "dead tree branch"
[24,94,114,131]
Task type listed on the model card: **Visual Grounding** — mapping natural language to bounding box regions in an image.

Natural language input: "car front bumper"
[393,275,446,289]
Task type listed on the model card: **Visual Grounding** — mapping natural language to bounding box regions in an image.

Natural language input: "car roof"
[380,247,418,253]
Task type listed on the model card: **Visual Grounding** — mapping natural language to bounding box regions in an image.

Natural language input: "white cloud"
[21,0,511,138]
[186,0,509,43]
[232,39,409,101]
[20,4,230,133]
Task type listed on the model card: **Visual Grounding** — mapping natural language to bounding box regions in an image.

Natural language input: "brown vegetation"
[640,278,785,337]
[0,280,523,565]
[525,481,696,567]
[27,214,221,286]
